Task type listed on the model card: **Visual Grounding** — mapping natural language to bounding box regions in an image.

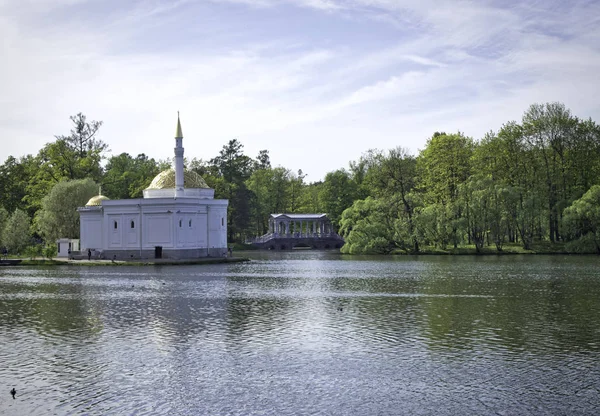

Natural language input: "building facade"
[78,115,228,259]
[251,213,345,250]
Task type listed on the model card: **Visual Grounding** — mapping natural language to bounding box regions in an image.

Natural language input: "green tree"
[297,181,323,213]
[24,114,106,214]
[103,153,161,199]
[209,139,256,241]
[458,175,496,252]
[364,147,419,251]
[246,165,294,236]
[0,155,36,216]
[339,195,415,254]
[288,169,307,213]
[339,197,393,254]
[35,178,98,243]
[0,206,8,247]
[563,185,600,253]
[413,202,453,249]
[417,132,474,247]
[522,102,578,242]
[319,169,358,228]
[43,244,58,260]
[2,209,31,253]
[255,150,271,170]
[210,139,253,183]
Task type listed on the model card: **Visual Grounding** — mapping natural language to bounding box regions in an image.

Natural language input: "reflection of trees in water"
[92,278,229,348]
[419,258,600,354]
[224,274,311,349]
[0,279,103,338]
[223,272,426,354]
[0,274,106,406]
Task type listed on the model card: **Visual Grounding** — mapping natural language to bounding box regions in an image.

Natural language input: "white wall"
[175,212,207,248]
[80,212,103,250]
[208,205,228,249]
[79,197,228,255]
[145,215,172,247]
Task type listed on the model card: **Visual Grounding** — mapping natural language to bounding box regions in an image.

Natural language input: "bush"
[43,244,58,260]
[23,245,43,260]
[565,234,598,254]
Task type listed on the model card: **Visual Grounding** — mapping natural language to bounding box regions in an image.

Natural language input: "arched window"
[179,219,182,228]
[130,220,135,229]
[221,218,224,226]
[189,219,192,227]
[114,221,118,230]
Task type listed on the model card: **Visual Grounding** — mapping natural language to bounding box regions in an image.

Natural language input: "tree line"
[340,102,600,254]
[1,102,600,255]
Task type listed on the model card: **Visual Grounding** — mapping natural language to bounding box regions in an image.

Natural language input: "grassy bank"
[388,241,592,255]
[3,257,251,267]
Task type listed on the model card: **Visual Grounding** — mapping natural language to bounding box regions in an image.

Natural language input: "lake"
[1,253,599,415]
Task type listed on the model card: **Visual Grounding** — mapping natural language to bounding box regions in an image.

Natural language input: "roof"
[145,168,209,190]
[271,213,328,220]
[175,112,183,138]
[86,194,110,206]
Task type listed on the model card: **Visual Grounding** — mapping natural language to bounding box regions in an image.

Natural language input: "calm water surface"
[1,253,599,415]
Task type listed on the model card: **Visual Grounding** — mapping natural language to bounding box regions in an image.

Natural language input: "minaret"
[174,112,185,198]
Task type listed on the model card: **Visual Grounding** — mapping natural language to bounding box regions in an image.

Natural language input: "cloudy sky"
[1,0,599,181]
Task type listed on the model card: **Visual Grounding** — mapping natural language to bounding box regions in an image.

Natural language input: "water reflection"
[1,254,599,415]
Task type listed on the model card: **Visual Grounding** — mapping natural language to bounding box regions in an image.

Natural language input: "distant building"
[78,115,228,259]
[251,213,344,250]
[56,238,79,258]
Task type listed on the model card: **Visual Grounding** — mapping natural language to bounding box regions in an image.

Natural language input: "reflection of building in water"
[78,115,228,259]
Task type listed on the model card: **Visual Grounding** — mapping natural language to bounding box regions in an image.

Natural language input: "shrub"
[43,244,58,260]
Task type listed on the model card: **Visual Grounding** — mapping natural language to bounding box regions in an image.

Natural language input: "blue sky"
[1,0,599,181]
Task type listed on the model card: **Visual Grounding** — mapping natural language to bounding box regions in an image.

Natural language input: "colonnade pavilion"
[268,213,335,236]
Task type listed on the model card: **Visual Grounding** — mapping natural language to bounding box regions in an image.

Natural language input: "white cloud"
[0,0,599,181]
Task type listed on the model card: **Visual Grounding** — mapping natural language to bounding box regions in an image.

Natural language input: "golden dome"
[146,169,209,190]
[86,194,110,206]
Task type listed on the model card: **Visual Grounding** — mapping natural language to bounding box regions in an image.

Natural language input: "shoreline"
[0,257,250,267]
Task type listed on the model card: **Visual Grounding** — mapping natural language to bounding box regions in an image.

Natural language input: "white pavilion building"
[78,115,228,259]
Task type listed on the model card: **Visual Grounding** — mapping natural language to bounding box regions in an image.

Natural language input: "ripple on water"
[1,256,600,415]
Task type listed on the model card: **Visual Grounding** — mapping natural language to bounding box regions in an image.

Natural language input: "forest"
[1,102,600,256]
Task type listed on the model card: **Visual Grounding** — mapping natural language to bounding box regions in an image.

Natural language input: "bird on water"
[10,388,16,399]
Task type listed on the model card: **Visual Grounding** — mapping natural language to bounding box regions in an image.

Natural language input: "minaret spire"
[175,111,183,138]
[174,112,185,198]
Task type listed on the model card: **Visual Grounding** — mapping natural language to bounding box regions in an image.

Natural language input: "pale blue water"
[1,253,599,415]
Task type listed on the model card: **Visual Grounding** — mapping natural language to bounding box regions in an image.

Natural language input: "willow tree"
[35,178,98,243]
[563,185,600,253]
[362,147,419,251]
[339,197,411,254]
[2,209,31,254]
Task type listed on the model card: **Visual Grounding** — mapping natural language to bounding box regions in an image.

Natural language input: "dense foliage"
[1,102,600,254]
[341,103,600,253]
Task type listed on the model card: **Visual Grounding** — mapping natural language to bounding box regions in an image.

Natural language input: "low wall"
[73,248,227,260]
[252,237,344,251]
